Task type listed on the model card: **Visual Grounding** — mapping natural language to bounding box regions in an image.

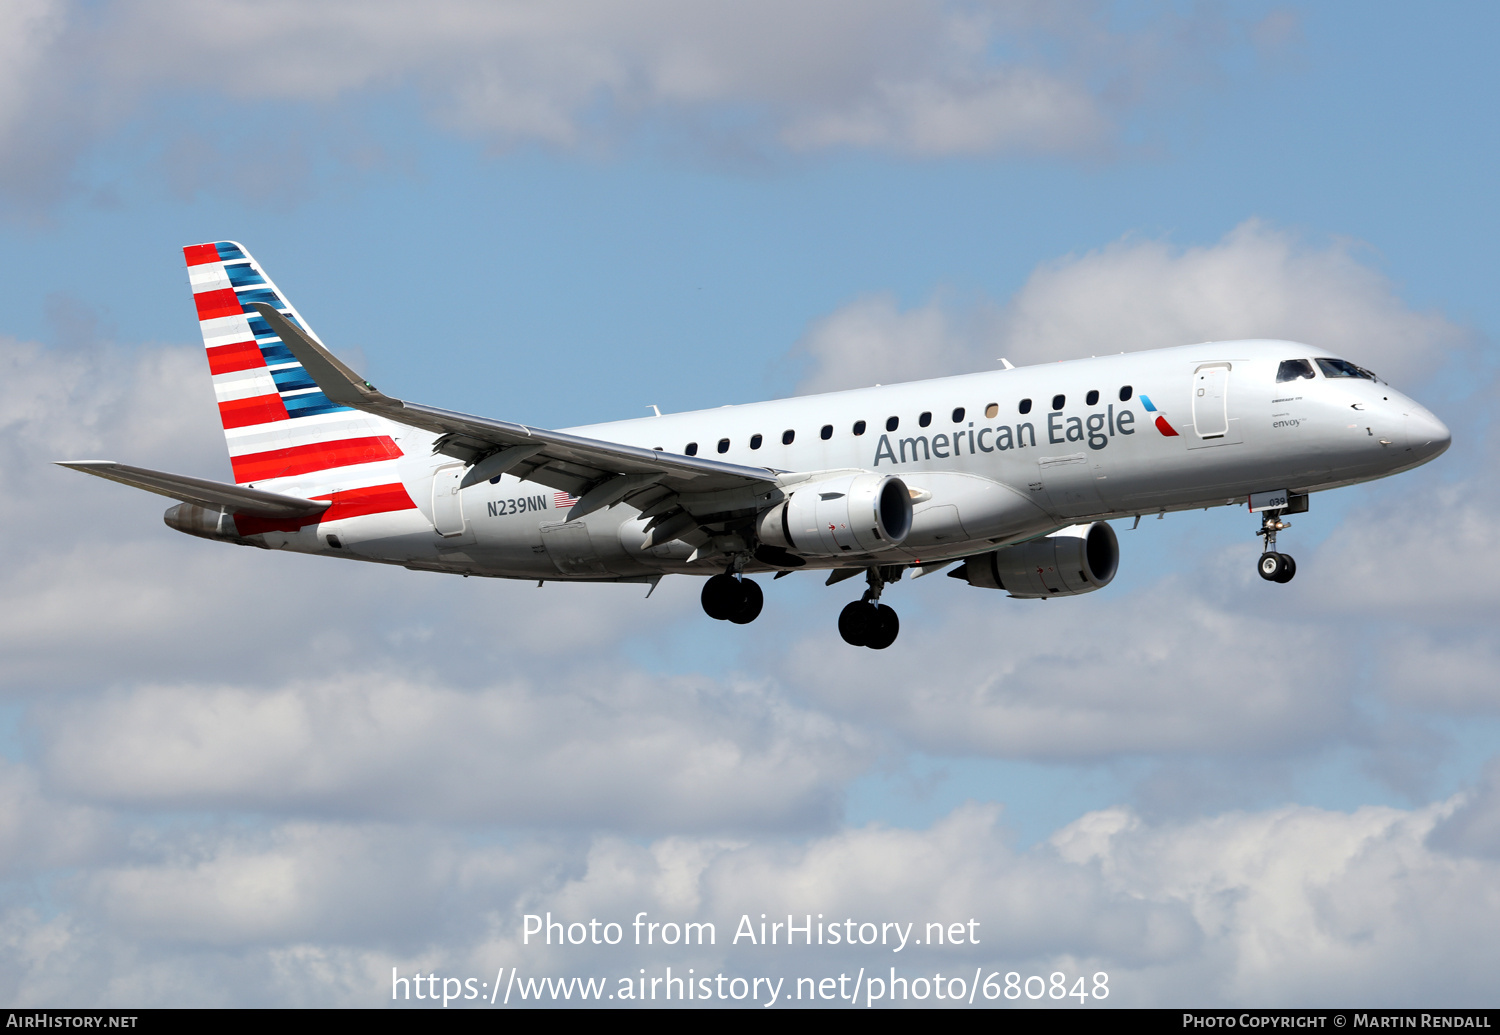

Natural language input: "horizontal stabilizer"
[55,461,330,519]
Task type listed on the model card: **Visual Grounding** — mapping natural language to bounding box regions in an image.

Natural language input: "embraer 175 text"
[60,242,1451,648]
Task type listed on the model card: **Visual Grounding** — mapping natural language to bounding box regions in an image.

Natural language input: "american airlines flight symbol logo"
[1139,395,1179,437]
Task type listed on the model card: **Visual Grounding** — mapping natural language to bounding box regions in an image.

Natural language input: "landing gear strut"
[838,567,902,649]
[701,572,764,624]
[1256,509,1297,584]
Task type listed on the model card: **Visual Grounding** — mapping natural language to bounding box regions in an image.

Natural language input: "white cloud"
[0,0,1240,205]
[36,670,874,831]
[796,220,1469,393]
[0,760,110,876]
[1303,471,1500,620]
[1373,630,1500,714]
[1056,799,1500,1004]
[80,823,461,947]
[774,574,1353,761]
[792,292,982,395]
[782,66,1109,157]
[997,220,1465,383]
[6,794,1500,1006]
[0,0,72,205]
[0,1,64,137]
[0,334,224,489]
[1429,760,1500,859]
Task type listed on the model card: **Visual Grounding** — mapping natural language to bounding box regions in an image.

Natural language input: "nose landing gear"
[1257,550,1296,582]
[838,566,903,649]
[1256,510,1297,584]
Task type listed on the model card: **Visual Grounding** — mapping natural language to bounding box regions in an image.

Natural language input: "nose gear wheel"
[1255,509,1296,584]
[1258,552,1296,583]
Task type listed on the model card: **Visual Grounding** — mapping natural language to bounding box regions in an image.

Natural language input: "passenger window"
[919,411,932,427]
[1086,390,1099,406]
[951,407,965,422]
[1277,359,1317,382]
[750,434,762,450]
[852,420,866,436]
[685,442,698,456]
[1315,358,1374,380]
[886,416,899,432]
[782,429,795,445]
[1119,385,1133,401]
[1018,399,1032,415]
[985,403,999,418]
[717,438,730,453]
[1052,394,1065,410]
[820,424,833,440]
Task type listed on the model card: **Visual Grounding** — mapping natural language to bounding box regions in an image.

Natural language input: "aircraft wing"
[252,304,780,517]
[56,460,330,518]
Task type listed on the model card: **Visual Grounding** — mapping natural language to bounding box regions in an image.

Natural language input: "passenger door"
[1192,363,1230,439]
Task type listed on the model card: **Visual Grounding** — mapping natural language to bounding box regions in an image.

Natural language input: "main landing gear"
[698,562,904,647]
[1256,509,1297,584]
[838,566,902,650]
[701,572,763,624]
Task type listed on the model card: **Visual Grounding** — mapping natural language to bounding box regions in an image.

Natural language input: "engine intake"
[757,473,912,557]
[950,521,1118,597]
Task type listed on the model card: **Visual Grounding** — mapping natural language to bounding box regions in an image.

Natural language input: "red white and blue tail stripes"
[186,241,349,429]
[184,241,418,527]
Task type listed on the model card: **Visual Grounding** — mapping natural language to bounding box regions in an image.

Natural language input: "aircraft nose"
[1405,407,1451,462]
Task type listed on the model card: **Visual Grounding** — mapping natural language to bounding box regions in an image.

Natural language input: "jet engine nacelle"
[757,473,913,557]
[951,521,1118,597]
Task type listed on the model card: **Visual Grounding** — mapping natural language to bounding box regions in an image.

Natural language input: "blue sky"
[2,0,1499,1008]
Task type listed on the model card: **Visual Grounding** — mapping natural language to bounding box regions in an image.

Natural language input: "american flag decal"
[554,492,577,508]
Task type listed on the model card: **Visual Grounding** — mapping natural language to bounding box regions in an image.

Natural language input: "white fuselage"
[251,339,1449,581]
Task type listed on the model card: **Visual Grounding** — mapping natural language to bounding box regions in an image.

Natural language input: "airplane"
[59,241,1451,649]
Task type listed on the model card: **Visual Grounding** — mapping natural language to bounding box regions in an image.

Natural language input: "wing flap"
[56,461,330,519]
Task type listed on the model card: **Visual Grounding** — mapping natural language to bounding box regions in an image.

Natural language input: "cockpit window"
[1276,359,1316,383]
[1315,358,1376,380]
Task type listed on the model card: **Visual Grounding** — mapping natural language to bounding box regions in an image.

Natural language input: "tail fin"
[183,242,413,505]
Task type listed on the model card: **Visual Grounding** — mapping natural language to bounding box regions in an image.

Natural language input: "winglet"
[250,302,393,409]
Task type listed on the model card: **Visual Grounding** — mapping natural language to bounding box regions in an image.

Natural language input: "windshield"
[1276,359,1316,383]
[1316,358,1376,380]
